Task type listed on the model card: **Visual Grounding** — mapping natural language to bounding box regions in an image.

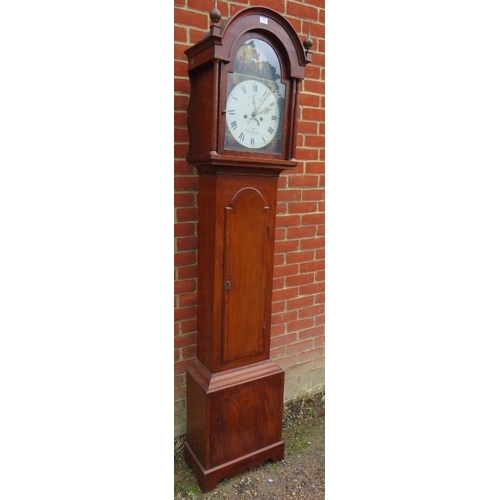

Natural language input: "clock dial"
[226,79,279,149]
[223,38,285,155]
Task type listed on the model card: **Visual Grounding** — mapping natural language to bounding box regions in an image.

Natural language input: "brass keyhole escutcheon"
[223,280,231,291]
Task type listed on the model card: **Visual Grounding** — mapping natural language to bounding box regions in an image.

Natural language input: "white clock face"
[225,79,279,149]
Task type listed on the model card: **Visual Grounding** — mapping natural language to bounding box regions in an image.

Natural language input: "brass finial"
[303,28,313,54]
[210,0,221,25]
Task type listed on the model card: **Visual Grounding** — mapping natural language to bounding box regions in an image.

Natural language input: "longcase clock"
[183,5,312,492]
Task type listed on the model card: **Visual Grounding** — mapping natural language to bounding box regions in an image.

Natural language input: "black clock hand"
[252,95,259,117]
[254,96,267,115]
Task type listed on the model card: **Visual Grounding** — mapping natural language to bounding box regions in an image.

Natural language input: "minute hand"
[254,92,272,115]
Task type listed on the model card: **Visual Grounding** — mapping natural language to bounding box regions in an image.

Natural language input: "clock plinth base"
[184,440,284,493]
[185,359,285,492]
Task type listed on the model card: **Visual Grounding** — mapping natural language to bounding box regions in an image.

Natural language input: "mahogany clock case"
[182,6,312,493]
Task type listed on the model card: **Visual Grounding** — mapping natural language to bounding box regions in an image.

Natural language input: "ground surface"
[174,391,325,499]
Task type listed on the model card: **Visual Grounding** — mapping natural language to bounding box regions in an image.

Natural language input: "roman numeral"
[241,85,247,93]
[250,138,255,146]
[227,110,236,115]
[252,83,258,92]
[271,115,277,121]
[230,121,237,130]
[267,127,274,134]
[239,132,245,141]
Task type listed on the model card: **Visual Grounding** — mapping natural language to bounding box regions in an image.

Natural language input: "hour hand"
[252,95,258,116]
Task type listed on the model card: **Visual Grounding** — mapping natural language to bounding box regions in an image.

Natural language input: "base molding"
[184,440,284,492]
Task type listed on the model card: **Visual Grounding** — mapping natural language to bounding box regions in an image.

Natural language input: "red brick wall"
[174,0,325,437]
